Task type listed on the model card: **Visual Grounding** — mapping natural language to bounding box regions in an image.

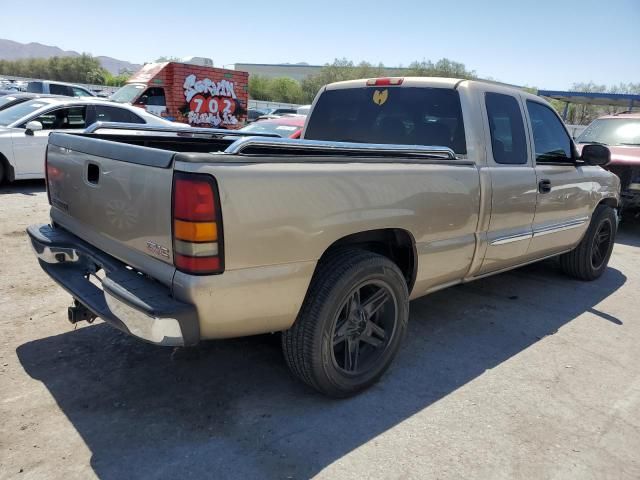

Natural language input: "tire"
[282,249,409,397]
[559,205,617,281]
[0,159,5,185]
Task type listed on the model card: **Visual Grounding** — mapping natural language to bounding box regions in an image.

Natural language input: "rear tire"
[559,205,616,281]
[282,249,409,397]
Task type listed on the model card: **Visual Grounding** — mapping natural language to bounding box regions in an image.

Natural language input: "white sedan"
[0,97,183,182]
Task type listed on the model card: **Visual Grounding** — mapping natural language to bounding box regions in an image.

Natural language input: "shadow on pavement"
[17,261,626,479]
[0,179,46,196]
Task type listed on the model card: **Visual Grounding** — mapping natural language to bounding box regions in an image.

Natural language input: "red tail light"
[366,77,404,86]
[172,172,224,274]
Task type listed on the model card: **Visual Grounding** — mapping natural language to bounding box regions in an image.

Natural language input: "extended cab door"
[477,90,538,275]
[524,100,592,259]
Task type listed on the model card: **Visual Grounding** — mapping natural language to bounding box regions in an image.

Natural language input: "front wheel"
[282,249,409,397]
[559,205,616,281]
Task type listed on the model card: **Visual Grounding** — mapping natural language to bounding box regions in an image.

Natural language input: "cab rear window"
[305,87,466,154]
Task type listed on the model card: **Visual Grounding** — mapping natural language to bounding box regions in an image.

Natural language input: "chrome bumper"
[27,224,199,346]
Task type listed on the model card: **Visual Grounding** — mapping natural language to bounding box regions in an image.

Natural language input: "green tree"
[0,54,131,86]
[300,57,477,103]
[268,77,304,103]
[248,74,273,101]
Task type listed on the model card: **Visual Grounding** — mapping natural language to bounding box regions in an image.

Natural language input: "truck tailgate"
[46,133,176,286]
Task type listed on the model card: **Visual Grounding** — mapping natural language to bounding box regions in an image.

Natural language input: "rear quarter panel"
[173,158,481,337]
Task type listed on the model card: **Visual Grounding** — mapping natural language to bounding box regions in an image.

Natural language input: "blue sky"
[2,0,638,89]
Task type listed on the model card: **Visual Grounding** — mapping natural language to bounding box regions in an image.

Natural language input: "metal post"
[562,102,569,121]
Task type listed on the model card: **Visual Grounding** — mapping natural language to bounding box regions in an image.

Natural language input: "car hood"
[577,144,640,166]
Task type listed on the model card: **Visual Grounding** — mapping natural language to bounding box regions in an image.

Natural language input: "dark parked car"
[247,108,266,123]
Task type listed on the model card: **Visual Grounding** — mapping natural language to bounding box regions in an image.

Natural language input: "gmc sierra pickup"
[28,77,620,397]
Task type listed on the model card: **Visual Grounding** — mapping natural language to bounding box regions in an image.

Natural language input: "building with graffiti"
[110,61,249,128]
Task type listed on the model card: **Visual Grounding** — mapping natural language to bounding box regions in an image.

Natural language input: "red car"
[577,112,640,218]
[238,115,306,139]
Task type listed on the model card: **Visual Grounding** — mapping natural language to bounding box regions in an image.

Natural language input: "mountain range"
[0,39,142,75]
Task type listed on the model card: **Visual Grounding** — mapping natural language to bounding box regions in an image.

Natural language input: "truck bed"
[45,124,475,293]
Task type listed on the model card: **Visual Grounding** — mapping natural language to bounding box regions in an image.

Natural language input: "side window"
[27,82,42,93]
[485,92,528,164]
[49,84,73,96]
[94,105,145,124]
[72,87,91,97]
[34,106,87,130]
[137,87,166,106]
[526,101,572,162]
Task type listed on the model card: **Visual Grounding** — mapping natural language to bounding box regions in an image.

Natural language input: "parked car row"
[0,78,28,92]
[1,79,96,97]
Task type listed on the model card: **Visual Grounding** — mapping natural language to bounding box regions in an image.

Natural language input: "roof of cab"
[325,77,464,90]
[324,76,528,96]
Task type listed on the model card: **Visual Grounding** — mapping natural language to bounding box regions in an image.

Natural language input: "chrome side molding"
[532,217,589,237]
[489,216,590,246]
[490,232,533,246]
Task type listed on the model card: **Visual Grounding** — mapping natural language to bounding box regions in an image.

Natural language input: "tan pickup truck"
[28,77,620,397]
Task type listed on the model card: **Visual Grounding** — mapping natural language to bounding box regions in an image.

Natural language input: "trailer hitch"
[68,300,96,324]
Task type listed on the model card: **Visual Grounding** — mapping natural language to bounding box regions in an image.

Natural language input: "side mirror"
[581,144,610,166]
[25,121,43,135]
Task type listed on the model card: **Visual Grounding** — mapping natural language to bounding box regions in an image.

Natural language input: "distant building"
[233,63,323,81]
[234,63,415,81]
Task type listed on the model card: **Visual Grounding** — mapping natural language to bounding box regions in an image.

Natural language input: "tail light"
[172,172,224,274]
[366,77,404,86]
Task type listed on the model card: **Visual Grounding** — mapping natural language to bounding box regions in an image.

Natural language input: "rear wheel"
[559,205,616,281]
[282,249,409,397]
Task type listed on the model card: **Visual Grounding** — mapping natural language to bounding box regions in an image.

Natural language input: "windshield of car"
[0,99,50,127]
[0,96,23,110]
[577,118,640,146]
[304,86,467,154]
[110,84,145,104]
[239,121,300,137]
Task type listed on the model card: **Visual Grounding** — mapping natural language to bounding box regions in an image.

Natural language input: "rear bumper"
[27,224,199,346]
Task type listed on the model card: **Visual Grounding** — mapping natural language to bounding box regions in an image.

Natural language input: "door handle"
[538,179,551,194]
